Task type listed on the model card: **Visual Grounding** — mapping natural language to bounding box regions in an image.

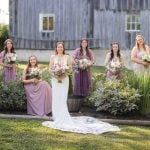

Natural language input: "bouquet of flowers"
[142,54,150,63]
[74,57,91,72]
[26,68,42,80]
[53,64,70,83]
[5,53,17,64]
[109,58,121,73]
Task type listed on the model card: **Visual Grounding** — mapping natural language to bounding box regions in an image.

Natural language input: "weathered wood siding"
[94,10,126,49]
[9,0,150,50]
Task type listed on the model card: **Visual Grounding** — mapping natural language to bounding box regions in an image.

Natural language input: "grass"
[1,64,149,149]
[0,118,150,150]
[17,62,105,72]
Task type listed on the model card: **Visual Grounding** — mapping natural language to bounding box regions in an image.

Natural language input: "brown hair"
[79,38,91,58]
[55,42,65,55]
[3,39,15,62]
[110,42,121,61]
[4,39,15,52]
[26,55,38,73]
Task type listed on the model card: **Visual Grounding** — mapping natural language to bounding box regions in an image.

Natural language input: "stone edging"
[0,113,150,126]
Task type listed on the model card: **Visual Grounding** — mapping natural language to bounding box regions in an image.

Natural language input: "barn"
[9,0,150,50]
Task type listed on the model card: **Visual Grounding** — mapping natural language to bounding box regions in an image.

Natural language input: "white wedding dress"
[42,56,120,134]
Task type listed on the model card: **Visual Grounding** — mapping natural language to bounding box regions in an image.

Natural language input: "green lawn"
[0,118,149,150]
[17,62,105,72]
[1,64,149,150]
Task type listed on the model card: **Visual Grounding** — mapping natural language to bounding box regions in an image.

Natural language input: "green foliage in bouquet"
[88,79,141,115]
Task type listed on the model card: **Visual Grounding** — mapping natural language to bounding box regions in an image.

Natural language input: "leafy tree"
[0,24,9,51]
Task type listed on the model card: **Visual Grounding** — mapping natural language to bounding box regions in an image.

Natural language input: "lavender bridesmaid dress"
[72,48,94,96]
[0,51,17,83]
[132,51,150,75]
[24,81,52,116]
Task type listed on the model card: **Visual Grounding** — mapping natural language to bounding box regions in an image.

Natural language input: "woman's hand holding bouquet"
[142,54,150,67]
[109,59,122,75]
[74,57,92,72]
[26,68,42,84]
[53,64,70,83]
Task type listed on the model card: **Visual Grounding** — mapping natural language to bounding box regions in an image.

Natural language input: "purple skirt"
[24,81,52,116]
[73,69,91,96]
[3,66,17,83]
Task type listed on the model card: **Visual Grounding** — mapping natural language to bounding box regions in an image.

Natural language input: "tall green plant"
[123,72,150,115]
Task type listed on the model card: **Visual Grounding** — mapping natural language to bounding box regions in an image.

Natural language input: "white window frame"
[39,14,55,32]
[125,15,140,32]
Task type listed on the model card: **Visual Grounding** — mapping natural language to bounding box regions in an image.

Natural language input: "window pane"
[48,17,54,30]
[135,16,138,23]
[127,16,131,23]
[132,23,135,30]
[127,23,130,30]
[43,17,48,30]
[132,16,136,22]
[137,24,140,30]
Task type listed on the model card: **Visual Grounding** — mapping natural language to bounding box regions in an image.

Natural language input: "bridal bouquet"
[142,54,150,63]
[26,68,42,80]
[53,64,70,83]
[5,53,17,64]
[74,57,91,72]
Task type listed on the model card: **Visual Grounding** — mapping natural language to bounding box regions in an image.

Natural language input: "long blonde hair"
[135,35,146,51]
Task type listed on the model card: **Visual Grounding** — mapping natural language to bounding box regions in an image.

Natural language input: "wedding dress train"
[42,77,120,134]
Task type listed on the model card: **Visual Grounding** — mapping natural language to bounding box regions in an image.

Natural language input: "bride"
[42,42,120,134]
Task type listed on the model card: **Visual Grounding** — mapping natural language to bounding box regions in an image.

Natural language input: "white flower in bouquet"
[27,68,41,79]
[110,59,121,72]
[78,58,91,70]
[53,64,70,83]
[142,54,150,63]
[5,53,17,64]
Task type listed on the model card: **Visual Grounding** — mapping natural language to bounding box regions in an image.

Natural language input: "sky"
[0,0,9,24]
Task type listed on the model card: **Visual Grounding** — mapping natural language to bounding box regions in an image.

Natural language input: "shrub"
[84,73,106,108]
[42,68,51,85]
[0,79,26,111]
[88,79,141,115]
[0,67,52,112]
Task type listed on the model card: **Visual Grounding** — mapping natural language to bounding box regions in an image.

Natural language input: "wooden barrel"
[67,95,83,112]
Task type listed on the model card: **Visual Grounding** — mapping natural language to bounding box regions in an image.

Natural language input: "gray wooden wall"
[9,0,150,50]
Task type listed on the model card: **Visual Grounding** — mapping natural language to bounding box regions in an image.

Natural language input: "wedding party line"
[0,34,150,134]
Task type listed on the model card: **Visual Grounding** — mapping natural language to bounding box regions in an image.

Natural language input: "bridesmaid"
[72,38,94,97]
[131,35,150,75]
[22,55,52,116]
[105,42,124,79]
[0,39,17,83]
